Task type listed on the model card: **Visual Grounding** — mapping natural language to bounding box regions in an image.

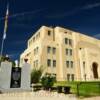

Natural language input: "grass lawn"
[54,81,100,97]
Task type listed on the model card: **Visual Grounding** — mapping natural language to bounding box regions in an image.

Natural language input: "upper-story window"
[38,32,40,37]
[71,61,73,68]
[66,49,73,56]
[47,59,51,67]
[33,37,35,42]
[65,38,73,46]
[34,48,36,55]
[66,49,68,55]
[47,46,51,53]
[53,60,56,67]
[65,38,68,44]
[69,39,72,46]
[66,61,70,68]
[70,49,72,56]
[83,61,85,70]
[53,47,56,54]
[36,47,39,53]
[67,74,70,81]
[71,74,74,81]
[34,47,39,55]
[48,30,51,36]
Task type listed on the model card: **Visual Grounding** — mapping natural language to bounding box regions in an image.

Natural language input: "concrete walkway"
[0,90,77,100]
[0,90,100,100]
[82,96,100,100]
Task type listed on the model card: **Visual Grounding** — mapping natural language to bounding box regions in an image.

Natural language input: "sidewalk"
[82,96,100,100]
[0,91,100,100]
[0,90,77,100]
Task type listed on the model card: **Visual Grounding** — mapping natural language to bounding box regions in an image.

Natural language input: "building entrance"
[92,63,98,79]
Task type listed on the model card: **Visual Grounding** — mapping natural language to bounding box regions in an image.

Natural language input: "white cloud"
[93,34,100,39]
[0,8,46,21]
[46,2,100,19]
[82,2,100,10]
[8,53,20,58]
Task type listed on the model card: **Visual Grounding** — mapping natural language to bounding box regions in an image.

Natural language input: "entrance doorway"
[92,63,98,79]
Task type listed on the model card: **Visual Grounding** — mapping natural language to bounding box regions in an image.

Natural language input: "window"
[38,32,40,37]
[69,39,72,46]
[70,49,72,55]
[47,59,51,67]
[34,48,36,55]
[47,46,51,53]
[66,61,69,68]
[36,47,39,53]
[71,61,73,68]
[34,47,39,55]
[48,30,51,36]
[66,49,68,55]
[83,61,85,69]
[71,74,74,81]
[53,60,56,67]
[34,60,38,67]
[67,74,70,81]
[33,37,35,42]
[53,47,56,54]
[65,38,68,44]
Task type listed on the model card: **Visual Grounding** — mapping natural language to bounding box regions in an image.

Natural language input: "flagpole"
[0,36,5,56]
[0,3,9,57]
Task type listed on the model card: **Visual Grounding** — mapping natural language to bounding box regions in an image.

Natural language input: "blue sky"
[0,0,100,60]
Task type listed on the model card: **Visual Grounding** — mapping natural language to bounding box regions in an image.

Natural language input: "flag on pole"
[3,4,9,40]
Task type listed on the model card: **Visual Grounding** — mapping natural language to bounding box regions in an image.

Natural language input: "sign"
[10,67,21,88]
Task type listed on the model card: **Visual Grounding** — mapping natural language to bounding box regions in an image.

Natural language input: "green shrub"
[31,67,43,84]
[41,74,55,90]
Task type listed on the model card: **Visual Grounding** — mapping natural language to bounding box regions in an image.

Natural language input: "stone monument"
[0,57,31,92]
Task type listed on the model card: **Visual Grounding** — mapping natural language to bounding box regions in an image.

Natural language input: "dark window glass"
[67,74,70,81]
[66,61,69,68]
[66,49,68,55]
[69,39,72,46]
[48,30,51,36]
[47,59,51,67]
[70,49,72,55]
[47,46,51,53]
[53,60,56,67]
[71,61,73,68]
[71,74,74,81]
[65,38,68,44]
[53,47,56,54]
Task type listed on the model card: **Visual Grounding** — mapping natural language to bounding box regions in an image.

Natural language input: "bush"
[31,67,43,84]
[41,74,55,90]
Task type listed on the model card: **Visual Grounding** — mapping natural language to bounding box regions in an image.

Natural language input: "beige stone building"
[20,26,100,81]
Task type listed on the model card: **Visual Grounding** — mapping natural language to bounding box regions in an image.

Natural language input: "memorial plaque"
[10,67,21,88]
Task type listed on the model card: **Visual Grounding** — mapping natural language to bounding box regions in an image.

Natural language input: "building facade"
[20,26,100,81]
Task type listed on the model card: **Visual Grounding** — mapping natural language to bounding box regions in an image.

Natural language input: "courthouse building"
[20,26,100,81]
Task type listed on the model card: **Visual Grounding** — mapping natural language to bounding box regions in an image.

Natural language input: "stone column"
[21,59,31,90]
[0,60,12,90]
